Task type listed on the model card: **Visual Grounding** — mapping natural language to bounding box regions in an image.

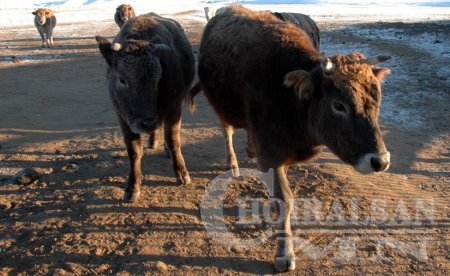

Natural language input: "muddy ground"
[0,11,449,275]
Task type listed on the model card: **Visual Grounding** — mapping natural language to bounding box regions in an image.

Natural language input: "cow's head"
[32,8,50,25]
[116,4,134,22]
[285,52,391,173]
[96,36,169,134]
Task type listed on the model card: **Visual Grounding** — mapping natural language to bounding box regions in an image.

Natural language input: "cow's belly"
[203,86,248,129]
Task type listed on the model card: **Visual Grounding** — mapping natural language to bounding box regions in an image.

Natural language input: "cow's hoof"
[231,166,240,177]
[123,190,140,202]
[274,255,296,272]
[177,173,191,185]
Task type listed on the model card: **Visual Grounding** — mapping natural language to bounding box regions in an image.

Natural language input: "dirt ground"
[0,11,449,275]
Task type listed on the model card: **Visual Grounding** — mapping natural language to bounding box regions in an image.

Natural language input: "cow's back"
[198,6,319,127]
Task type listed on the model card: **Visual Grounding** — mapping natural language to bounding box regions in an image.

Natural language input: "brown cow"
[114,4,136,28]
[96,13,194,202]
[188,5,391,272]
[32,8,56,47]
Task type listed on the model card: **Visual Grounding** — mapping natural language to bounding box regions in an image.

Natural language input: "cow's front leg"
[48,29,54,46]
[38,30,45,46]
[273,165,295,272]
[221,121,239,176]
[119,117,143,202]
[164,110,191,185]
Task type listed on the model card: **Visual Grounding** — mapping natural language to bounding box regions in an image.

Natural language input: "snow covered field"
[1,0,450,26]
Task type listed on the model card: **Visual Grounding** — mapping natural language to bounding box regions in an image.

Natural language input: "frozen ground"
[0,2,449,275]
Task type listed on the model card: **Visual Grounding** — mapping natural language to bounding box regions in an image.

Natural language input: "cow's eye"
[117,76,128,87]
[331,100,348,115]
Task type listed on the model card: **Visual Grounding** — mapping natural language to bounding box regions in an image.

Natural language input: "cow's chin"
[354,152,391,174]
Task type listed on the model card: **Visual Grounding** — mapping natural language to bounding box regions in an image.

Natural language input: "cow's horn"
[111,43,122,51]
[362,55,391,65]
[321,58,335,74]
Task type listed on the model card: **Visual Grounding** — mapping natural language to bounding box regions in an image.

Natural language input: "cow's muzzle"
[355,152,391,173]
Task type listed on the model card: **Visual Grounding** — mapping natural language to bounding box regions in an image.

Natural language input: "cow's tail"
[186,81,202,112]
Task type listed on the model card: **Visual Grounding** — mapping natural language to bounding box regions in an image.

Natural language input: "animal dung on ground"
[60,163,79,173]
[9,167,40,185]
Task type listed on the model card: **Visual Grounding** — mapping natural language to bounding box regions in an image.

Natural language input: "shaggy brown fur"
[188,5,391,272]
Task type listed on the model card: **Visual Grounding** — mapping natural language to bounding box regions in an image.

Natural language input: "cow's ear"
[284,70,314,100]
[154,43,172,57]
[372,67,391,82]
[32,11,37,15]
[95,36,113,67]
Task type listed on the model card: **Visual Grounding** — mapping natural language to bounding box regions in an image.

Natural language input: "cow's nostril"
[370,157,382,172]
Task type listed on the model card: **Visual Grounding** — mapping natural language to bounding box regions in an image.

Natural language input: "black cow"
[96,13,195,202]
[273,12,320,50]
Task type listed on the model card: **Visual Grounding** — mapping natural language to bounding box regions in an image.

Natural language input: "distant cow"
[188,5,391,272]
[114,4,136,28]
[32,8,56,47]
[96,13,195,202]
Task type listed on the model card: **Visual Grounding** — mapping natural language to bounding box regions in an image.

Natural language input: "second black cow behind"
[96,13,195,202]
[272,12,320,50]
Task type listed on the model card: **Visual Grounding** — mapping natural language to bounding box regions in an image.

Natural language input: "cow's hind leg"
[148,125,163,151]
[246,131,256,159]
[221,121,239,176]
[164,109,191,185]
[119,117,143,202]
